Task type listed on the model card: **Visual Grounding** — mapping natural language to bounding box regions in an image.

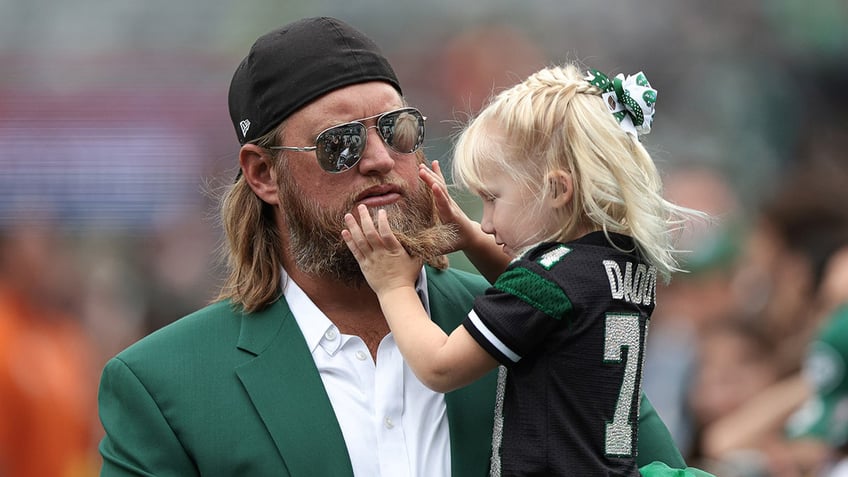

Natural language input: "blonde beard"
[280,174,455,285]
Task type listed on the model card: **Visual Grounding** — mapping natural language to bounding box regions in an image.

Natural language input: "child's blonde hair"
[452,62,702,282]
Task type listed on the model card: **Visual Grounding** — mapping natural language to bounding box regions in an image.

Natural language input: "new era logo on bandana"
[240,119,251,137]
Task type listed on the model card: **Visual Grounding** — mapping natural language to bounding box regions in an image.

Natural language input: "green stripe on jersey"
[494,266,573,319]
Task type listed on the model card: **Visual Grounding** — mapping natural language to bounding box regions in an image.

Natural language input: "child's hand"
[420,160,511,284]
[419,161,481,253]
[342,204,423,296]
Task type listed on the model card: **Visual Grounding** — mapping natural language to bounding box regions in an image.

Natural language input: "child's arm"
[343,205,499,392]
[420,161,510,284]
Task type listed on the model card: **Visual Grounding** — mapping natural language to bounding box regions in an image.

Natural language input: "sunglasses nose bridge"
[363,123,391,148]
[363,123,401,159]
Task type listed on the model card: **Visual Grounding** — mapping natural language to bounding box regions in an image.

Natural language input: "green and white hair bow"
[586,69,657,138]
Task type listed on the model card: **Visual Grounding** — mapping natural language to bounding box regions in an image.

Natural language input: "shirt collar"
[282,267,430,356]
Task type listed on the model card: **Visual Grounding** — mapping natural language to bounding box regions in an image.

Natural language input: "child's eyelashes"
[477,190,497,202]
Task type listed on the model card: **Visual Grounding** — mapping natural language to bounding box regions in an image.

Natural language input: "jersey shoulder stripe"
[494,263,573,320]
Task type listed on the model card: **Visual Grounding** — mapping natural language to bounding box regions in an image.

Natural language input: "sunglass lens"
[316,123,366,172]
[380,109,424,154]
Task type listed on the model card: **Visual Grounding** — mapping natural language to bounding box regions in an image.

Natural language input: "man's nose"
[356,127,394,175]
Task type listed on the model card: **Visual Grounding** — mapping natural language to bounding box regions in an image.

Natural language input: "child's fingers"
[431,180,452,209]
[355,204,381,245]
[430,160,447,183]
[342,214,367,261]
[419,163,455,216]
[419,162,447,189]
[375,209,403,251]
[343,211,362,242]
[344,209,368,240]
[340,228,361,260]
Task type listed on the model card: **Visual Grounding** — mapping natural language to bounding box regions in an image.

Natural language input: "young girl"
[343,63,710,476]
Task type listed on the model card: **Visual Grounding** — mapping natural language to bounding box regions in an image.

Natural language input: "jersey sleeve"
[462,259,574,365]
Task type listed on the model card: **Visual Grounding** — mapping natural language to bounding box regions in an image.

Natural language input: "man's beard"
[279,174,456,285]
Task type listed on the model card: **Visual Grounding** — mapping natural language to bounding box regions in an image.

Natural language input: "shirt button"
[324,329,337,341]
[384,417,394,429]
[355,350,368,361]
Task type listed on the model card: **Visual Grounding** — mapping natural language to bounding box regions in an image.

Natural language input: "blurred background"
[1,0,847,476]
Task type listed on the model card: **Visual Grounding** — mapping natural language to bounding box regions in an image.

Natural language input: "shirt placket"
[374,336,411,477]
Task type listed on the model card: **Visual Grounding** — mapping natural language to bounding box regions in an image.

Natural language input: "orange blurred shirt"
[0,288,99,477]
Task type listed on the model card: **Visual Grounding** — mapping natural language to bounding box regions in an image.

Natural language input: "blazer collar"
[426,268,499,476]
[234,299,354,476]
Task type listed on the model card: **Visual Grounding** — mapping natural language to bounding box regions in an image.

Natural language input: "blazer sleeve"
[98,357,198,477]
[636,392,686,468]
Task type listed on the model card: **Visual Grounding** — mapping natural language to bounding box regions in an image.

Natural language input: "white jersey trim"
[468,310,522,363]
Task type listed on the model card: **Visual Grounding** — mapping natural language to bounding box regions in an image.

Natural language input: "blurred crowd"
[1,1,847,475]
[645,147,848,476]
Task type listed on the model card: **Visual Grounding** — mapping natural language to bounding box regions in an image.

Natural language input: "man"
[97,16,686,476]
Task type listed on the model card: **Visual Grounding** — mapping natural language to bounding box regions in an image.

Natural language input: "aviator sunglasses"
[269,107,426,173]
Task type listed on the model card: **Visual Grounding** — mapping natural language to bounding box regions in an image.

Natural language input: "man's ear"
[546,169,574,209]
[239,144,279,205]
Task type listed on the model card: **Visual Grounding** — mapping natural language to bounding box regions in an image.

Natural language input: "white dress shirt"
[283,269,451,477]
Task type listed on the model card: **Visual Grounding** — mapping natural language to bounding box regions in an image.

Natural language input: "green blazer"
[98,266,684,476]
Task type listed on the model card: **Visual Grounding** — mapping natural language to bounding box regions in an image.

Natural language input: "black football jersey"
[463,231,656,476]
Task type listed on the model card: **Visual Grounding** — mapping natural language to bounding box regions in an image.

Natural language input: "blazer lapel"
[234,300,354,477]
[426,268,498,477]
